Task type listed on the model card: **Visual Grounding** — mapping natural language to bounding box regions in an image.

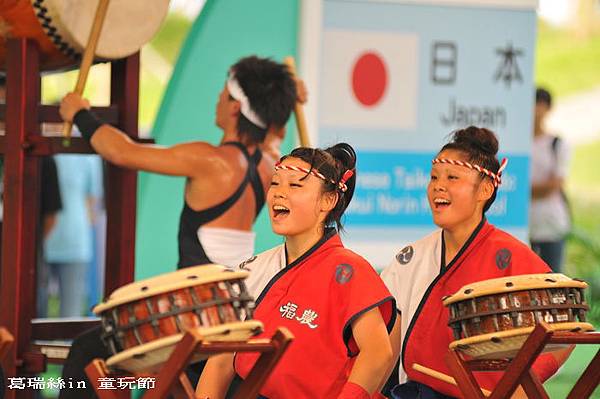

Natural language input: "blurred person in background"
[38,154,102,318]
[529,87,571,272]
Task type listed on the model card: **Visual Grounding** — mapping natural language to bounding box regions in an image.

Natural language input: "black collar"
[440,217,486,271]
[285,228,337,268]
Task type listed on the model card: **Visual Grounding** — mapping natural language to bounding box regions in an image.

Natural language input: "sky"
[538,0,577,26]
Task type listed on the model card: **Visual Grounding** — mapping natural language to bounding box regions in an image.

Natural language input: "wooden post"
[104,54,140,295]
[0,37,42,399]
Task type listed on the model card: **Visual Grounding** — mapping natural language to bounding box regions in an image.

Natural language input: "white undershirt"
[197,226,256,268]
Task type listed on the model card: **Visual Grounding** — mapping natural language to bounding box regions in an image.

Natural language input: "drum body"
[0,0,169,71]
[443,273,593,359]
[94,265,263,373]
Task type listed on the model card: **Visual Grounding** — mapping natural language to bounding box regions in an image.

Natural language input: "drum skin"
[93,265,264,373]
[449,287,586,339]
[94,264,258,355]
[444,273,590,340]
[114,281,240,351]
[443,274,593,358]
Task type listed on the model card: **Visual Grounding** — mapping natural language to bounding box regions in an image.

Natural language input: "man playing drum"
[60,55,301,269]
[58,55,301,399]
[380,126,572,399]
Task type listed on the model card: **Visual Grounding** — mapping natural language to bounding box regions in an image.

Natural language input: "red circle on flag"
[351,52,388,107]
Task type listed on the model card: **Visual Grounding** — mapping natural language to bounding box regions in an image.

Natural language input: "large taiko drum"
[0,0,169,71]
[93,265,263,373]
[443,273,593,359]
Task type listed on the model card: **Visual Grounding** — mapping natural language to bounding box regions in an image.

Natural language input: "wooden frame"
[85,327,294,399]
[0,38,142,399]
[446,323,600,399]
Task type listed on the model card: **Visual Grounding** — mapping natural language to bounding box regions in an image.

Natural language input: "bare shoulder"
[172,140,218,154]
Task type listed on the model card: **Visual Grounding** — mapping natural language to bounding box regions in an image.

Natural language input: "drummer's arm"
[344,308,394,396]
[89,127,216,177]
[60,92,215,177]
[375,312,401,394]
[196,353,235,399]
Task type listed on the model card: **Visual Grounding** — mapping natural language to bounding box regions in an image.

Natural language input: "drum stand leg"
[445,323,600,399]
[565,348,600,399]
[85,327,294,399]
[85,359,130,399]
[232,328,294,399]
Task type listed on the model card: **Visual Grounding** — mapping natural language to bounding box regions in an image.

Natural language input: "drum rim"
[32,0,80,60]
[31,0,170,61]
[443,273,588,305]
[93,264,249,314]
[449,321,595,350]
[105,320,263,372]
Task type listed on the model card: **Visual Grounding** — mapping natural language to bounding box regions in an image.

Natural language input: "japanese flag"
[320,29,419,129]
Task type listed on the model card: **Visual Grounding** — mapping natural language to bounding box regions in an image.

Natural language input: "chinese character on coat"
[279,302,298,319]
[296,309,319,329]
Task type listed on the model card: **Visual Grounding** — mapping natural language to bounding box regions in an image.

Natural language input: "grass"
[562,139,600,328]
[568,140,600,192]
[536,15,600,327]
[139,12,193,131]
[148,12,193,64]
[535,20,600,96]
[545,345,600,398]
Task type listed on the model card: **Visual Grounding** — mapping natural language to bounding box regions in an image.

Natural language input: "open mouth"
[272,204,290,219]
[433,198,451,210]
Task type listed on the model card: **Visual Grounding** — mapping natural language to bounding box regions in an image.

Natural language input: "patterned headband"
[227,73,267,129]
[432,157,508,187]
[274,162,354,192]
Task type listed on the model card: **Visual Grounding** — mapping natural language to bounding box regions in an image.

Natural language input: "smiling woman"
[380,126,573,399]
[196,143,398,399]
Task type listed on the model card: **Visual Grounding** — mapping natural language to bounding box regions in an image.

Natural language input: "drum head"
[105,321,263,373]
[93,264,249,314]
[449,322,595,359]
[443,273,588,306]
[37,0,170,59]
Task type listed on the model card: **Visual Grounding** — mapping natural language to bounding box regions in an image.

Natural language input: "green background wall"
[135,0,299,279]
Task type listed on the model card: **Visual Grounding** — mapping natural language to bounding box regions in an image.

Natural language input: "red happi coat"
[382,220,554,397]
[235,230,396,399]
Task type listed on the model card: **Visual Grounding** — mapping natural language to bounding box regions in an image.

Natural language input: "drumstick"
[412,363,491,396]
[283,56,311,147]
[62,0,111,146]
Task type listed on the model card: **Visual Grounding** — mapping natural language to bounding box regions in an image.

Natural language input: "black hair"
[536,87,552,107]
[230,56,297,145]
[280,143,357,231]
[439,126,500,213]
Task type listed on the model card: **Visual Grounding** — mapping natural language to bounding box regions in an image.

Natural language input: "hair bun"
[452,126,498,156]
[325,143,357,171]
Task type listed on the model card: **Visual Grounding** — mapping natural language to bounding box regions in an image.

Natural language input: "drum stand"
[85,327,293,399]
[445,323,600,399]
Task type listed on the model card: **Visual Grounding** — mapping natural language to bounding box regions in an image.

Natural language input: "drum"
[443,273,593,359]
[93,264,263,373]
[0,0,169,71]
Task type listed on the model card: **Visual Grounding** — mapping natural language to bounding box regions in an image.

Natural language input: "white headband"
[227,73,267,129]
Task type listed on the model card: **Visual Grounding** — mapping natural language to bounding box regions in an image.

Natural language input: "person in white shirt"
[529,87,571,272]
